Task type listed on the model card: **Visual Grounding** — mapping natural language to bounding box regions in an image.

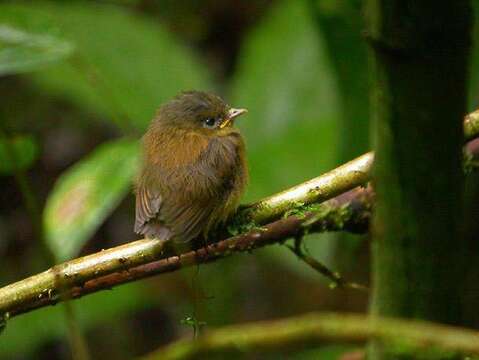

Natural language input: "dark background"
[1,0,479,359]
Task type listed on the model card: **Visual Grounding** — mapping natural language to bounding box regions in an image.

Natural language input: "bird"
[134,91,248,245]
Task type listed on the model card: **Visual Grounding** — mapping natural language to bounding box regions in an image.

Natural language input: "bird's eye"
[203,117,217,128]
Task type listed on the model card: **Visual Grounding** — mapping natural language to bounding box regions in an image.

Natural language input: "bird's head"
[153,91,247,134]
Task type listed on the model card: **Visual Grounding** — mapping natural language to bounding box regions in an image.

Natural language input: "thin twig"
[287,236,368,291]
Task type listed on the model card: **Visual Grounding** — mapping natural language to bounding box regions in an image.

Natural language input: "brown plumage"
[134,91,248,243]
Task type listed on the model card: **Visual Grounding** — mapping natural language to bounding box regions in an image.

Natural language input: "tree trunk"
[367,1,472,359]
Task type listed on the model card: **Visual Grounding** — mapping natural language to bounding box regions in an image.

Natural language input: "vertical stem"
[366,1,472,359]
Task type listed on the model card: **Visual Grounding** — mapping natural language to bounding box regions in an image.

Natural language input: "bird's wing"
[136,184,217,242]
[134,184,162,233]
[162,136,244,242]
[162,197,216,243]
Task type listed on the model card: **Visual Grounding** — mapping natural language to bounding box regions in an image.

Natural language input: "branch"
[142,312,479,360]
[245,152,373,224]
[0,187,373,318]
[0,111,478,320]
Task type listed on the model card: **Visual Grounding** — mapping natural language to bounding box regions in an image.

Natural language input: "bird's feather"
[135,134,244,242]
[134,98,247,243]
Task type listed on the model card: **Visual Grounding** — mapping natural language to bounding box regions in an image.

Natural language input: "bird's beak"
[220,108,248,128]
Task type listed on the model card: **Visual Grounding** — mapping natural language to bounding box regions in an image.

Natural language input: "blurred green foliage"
[0,134,38,174]
[0,282,154,359]
[0,0,397,359]
[44,139,139,261]
[0,1,214,131]
[0,24,73,76]
[232,0,340,200]
[309,0,371,269]
[231,0,343,280]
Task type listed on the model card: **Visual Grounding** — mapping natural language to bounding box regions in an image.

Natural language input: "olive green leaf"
[0,2,213,132]
[44,138,139,261]
[0,24,73,75]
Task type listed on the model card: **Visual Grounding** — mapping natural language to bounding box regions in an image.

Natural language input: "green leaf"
[0,134,39,175]
[0,2,214,131]
[232,0,340,199]
[232,0,339,148]
[0,24,73,75]
[44,138,139,261]
[231,0,341,279]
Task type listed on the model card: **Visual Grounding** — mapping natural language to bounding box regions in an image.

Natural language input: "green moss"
[278,200,305,218]
[228,197,356,238]
[300,203,353,230]
[226,214,259,236]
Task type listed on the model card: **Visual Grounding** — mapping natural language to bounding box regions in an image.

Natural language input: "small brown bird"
[134,91,248,244]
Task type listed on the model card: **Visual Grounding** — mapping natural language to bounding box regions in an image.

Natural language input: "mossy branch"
[142,312,479,360]
[246,151,373,224]
[0,112,478,320]
[0,187,373,318]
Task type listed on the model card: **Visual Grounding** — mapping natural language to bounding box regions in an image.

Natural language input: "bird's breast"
[144,129,211,169]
